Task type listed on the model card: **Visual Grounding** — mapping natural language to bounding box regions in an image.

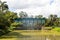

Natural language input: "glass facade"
[15,18,46,30]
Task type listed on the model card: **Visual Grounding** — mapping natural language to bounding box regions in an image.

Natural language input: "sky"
[1,0,60,17]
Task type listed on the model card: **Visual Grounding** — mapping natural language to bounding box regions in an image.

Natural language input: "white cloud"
[2,0,53,9]
[1,0,60,17]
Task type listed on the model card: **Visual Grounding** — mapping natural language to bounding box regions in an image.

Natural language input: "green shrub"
[52,27,60,32]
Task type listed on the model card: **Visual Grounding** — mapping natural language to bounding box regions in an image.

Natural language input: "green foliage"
[19,11,28,18]
[45,14,60,27]
[52,27,60,32]
[8,22,22,31]
[0,1,19,36]
[35,15,43,18]
[0,1,8,13]
[0,11,18,36]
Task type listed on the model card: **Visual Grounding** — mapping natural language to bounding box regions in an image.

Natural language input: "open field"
[0,30,60,40]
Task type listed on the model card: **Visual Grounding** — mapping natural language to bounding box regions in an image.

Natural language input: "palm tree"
[49,14,53,21]
[0,0,8,12]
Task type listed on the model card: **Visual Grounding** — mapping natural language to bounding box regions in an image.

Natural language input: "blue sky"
[2,0,60,17]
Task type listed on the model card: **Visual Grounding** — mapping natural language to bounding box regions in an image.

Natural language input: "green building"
[15,18,46,30]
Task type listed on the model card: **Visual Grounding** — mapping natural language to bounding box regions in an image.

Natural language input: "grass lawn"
[0,30,60,40]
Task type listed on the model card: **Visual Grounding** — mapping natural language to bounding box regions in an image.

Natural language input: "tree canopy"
[0,0,20,36]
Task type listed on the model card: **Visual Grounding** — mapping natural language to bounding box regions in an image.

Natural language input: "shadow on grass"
[0,32,31,39]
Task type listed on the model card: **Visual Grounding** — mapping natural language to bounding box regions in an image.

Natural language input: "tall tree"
[45,14,59,27]
[0,0,19,36]
[19,11,28,18]
[35,15,43,18]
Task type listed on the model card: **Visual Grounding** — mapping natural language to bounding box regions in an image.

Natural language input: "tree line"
[19,11,60,27]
